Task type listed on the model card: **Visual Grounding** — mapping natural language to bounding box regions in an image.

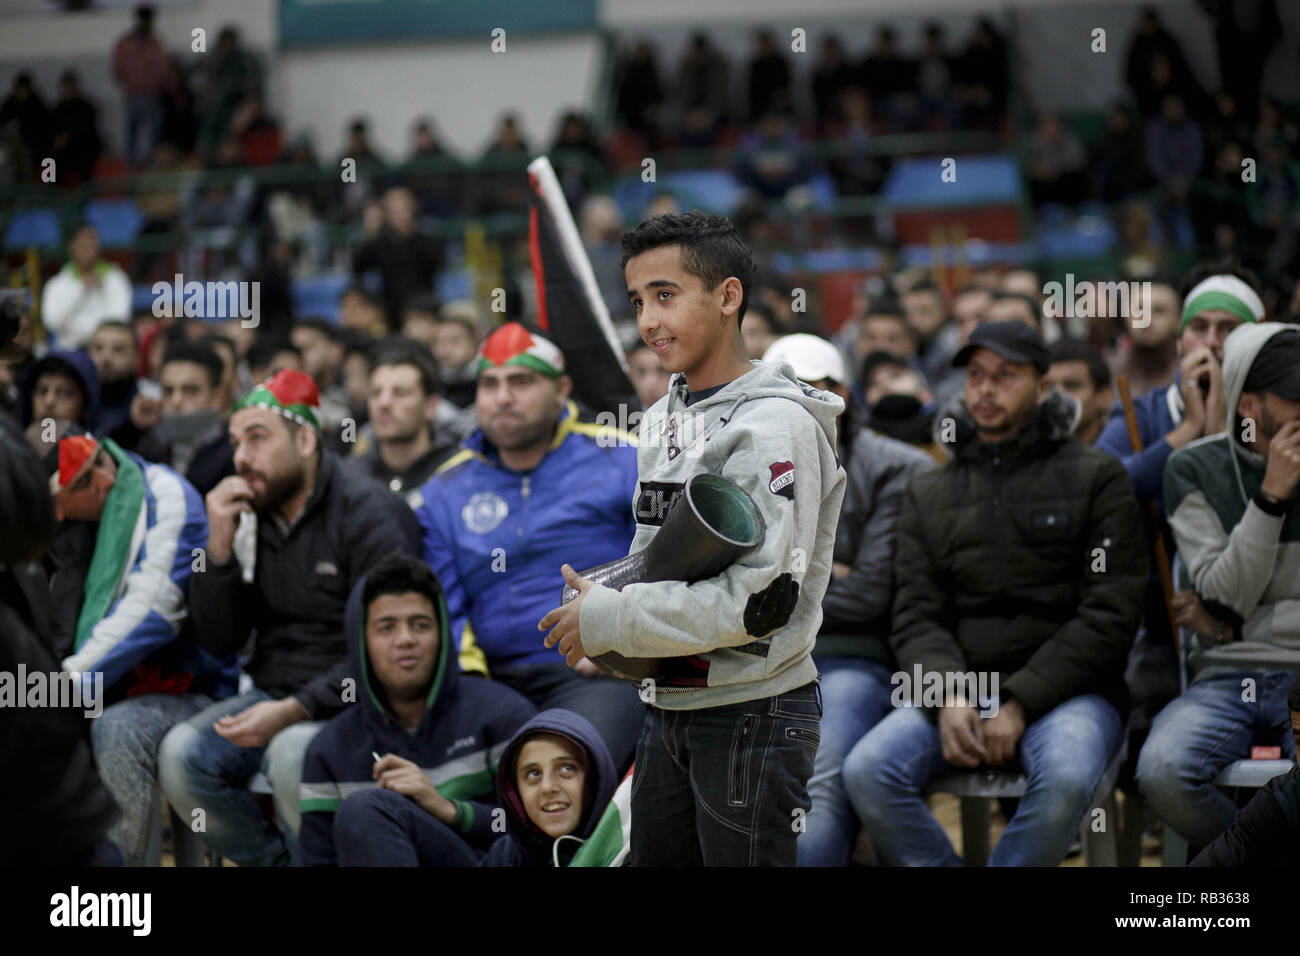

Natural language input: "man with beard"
[416,323,643,771]
[1138,324,1300,857]
[88,320,139,437]
[355,338,459,510]
[159,369,422,866]
[843,321,1146,865]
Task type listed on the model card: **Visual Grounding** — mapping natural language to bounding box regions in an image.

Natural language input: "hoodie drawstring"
[552,832,585,867]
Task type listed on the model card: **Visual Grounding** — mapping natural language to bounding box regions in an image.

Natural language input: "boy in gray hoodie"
[1138,322,1300,853]
[538,211,846,865]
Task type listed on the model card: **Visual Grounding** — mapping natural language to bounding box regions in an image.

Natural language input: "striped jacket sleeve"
[62,466,206,692]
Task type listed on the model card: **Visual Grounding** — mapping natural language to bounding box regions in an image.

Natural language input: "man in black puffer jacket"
[844,321,1148,866]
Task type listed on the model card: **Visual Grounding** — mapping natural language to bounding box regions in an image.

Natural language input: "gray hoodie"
[580,360,847,710]
[1163,322,1300,676]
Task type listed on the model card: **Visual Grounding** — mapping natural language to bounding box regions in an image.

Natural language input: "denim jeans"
[157,689,326,867]
[332,788,484,867]
[629,680,820,866]
[797,657,895,866]
[1136,670,1298,850]
[124,92,163,168]
[491,660,643,773]
[92,692,214,866]
[844,693,1122,866]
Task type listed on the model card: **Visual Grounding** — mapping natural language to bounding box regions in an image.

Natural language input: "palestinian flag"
[527,156,639,419]
[568,766,633,867]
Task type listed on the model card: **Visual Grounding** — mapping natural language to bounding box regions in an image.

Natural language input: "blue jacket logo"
[463,492,509,534]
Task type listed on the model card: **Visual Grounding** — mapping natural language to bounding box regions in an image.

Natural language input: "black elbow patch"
[744,573,799,637]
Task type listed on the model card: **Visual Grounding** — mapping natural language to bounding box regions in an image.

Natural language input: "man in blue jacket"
[300,553,536,865]
[417,322,643,770]
[45,429,238,866]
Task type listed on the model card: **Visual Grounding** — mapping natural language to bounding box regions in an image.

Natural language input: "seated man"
[1138,324,1300,854]
[1191,675,1300,867]
[352,338,460,510]
[116,341,235,496]
[844,321,1147,866]
[417,323,643,770]
[481,709,622,867]
[301,554,535,866]
[159,369,422,866]
[44,430,237,866]
[88,320,140,437]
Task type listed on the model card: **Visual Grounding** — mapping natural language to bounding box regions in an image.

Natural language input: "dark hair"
[619,211,755,326]
[1049,338,1112,389]
[370,337,440,397]
[1179,258,1262,303]
[0,417,56,563]
[247,336,299,372]
[990,291,1042,328]
[161,341,223,389]
[860,349,916,388]
[864,297,906,321]
[361,552,443,620]
[340,329,374,362]
[198,332,236,365]
[1289,674,1300,714]
[904,279,942,300]
[339,285,381,309]
[403,294,441,320]
[293,316,342,343]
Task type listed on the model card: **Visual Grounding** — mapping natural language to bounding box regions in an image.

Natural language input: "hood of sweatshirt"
[494,709,617,866]
[1221,321,1300,506]
[653,359,845,462]
[21,348,101,430]
[931,386,1081,462]
[343,566,460,750]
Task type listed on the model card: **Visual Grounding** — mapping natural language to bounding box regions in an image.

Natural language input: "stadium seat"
[291,274,351,323]
[924,737,1127,866]
[3,208,61,250]
[84,198,145,247]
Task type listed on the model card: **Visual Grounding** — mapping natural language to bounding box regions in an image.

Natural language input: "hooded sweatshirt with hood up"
[480,709,619,867]
[578,359,847,710]
[298,570,537,866]
[1163,322,1300,678]
[21,348,101,431]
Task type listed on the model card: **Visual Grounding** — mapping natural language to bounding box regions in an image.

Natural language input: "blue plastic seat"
[84,198,144,247]
[4,208,61,249]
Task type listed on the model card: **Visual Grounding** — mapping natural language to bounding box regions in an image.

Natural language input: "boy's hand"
[373,753,456,824]
[539,564,592,667]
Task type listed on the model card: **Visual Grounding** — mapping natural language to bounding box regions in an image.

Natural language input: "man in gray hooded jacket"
[1137,322,1300,853]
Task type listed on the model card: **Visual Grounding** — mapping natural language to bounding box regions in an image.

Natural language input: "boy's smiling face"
[626,244,741,382]
[515,734,586,839]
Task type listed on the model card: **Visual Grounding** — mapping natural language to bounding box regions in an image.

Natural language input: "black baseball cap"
[953,320,1050,374]
[1243,330,1300,400]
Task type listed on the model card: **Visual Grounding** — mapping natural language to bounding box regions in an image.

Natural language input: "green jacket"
[890,389,1148,723]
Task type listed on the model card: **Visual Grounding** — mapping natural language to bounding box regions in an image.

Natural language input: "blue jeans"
[332,789,484,867]
[629,681,821,866]
[124,91,163,168]
[92,692,214,866]
[844,693,1122,866]
[1136,670,1297,849]
[797,657,895,866]
[158,689,326,867]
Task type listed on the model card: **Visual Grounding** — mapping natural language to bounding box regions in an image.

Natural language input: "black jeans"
[629,681,821,866]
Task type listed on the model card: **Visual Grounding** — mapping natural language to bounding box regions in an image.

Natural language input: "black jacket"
[1191,766,1300,867]
[890,390,1148,722]
[189,451,422,718]
[0,565,119,865]
[817,429,934,663]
